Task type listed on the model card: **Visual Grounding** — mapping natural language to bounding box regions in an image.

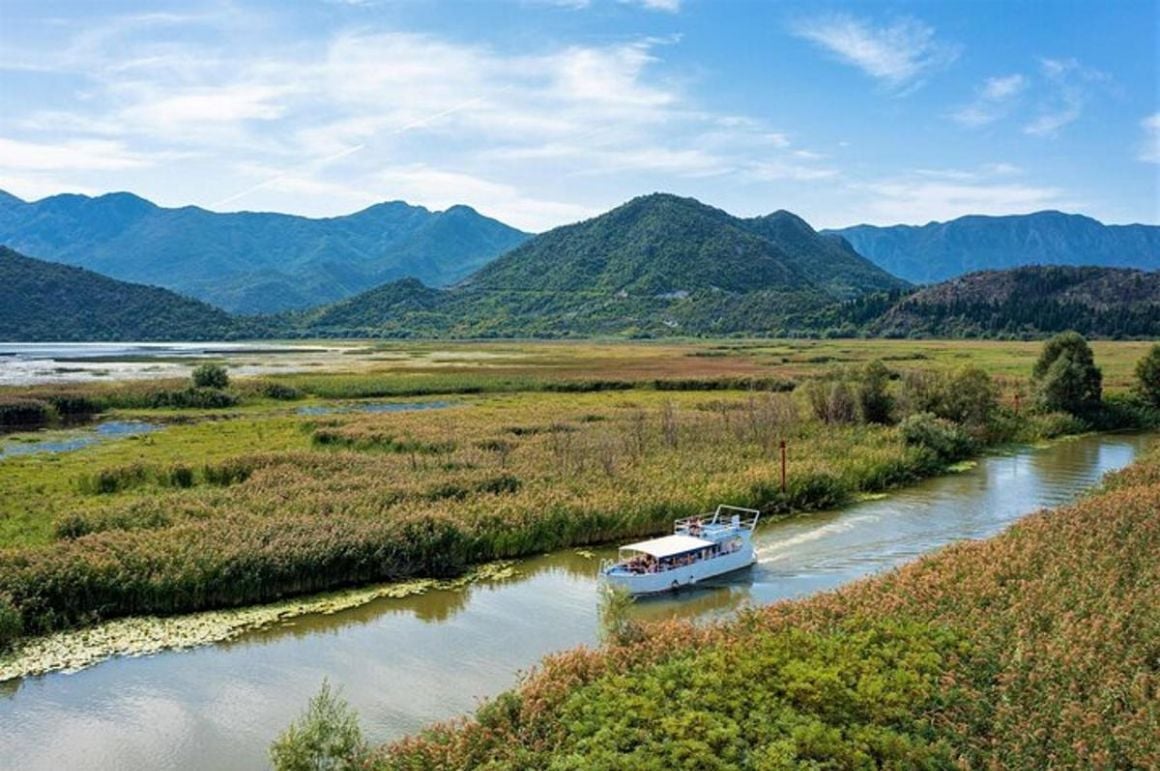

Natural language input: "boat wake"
[756,515,880,560]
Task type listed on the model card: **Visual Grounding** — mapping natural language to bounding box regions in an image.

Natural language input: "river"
[0,431,1150,770]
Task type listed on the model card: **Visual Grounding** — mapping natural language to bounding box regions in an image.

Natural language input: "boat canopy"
[620,534,714,558]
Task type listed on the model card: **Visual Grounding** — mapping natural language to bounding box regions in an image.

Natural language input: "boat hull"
[600,544,756,595]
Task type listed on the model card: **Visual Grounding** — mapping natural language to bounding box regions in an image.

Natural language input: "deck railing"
[675,505,760,535]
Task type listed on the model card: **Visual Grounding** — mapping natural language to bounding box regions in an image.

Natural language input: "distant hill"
[0,246,251,341]
[827,211,1159,284]
[0,191,529,314]
[869,265,1160,339]
[299,193,909,337]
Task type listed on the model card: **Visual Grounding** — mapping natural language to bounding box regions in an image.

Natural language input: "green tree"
[940,367,1000,431]
[1134,343,1160,408]
[1033,332,1102,415]
[269,680,366,771]
[857,360,894,424]
[192,363,229,389]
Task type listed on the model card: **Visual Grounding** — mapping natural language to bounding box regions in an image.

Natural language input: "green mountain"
[0,246,249,341]
[299,194,909,337]
[827,211,1160,284]
[742,210,909,299]
[870,265,1160,339]
[0,191,529,314]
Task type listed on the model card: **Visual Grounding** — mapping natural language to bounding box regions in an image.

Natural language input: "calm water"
[0,432,1150,770]
[0,421,160,459]
[0,342,344,386]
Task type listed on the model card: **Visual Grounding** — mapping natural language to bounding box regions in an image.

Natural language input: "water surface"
[0,421,160,460]
[0,432,1150,770]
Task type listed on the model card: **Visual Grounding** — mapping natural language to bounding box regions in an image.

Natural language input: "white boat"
[599,505,760,595]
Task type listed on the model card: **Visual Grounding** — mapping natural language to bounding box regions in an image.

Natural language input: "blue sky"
[0,0,1156,231]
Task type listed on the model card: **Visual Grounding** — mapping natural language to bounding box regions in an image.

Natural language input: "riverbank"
[375,440,1160,769]
[2,430,1149,771]
[2,340,1154,658]
[0,561,518,682]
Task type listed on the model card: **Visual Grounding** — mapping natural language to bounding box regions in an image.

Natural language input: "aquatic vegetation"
[375,442,1160,769]
[0,561,519,680]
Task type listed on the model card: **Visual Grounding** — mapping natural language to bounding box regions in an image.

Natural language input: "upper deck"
[673,505,760,541]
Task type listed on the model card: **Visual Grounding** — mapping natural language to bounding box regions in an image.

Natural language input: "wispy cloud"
[855,164,1072,224]
[0,12,839,230]
[1023,57,1110,137]
[0,137,163,171]
[790,13,959,91]
[952,74,1026,127]
[1140,113,1160,164]
[621,0,681,12]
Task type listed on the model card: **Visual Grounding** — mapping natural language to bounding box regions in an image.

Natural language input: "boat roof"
[621,534,714,558]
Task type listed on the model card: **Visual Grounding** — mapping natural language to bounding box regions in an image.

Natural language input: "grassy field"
[0,339,1154,650]
[374,439,1160,770]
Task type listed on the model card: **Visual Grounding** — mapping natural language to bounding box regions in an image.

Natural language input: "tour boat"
[600,505,760,595]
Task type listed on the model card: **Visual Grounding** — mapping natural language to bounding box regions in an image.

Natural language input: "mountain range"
[0,190,529,314]
[828,211,1160,285]
[2,191,1158,341]
[299,193,908,337]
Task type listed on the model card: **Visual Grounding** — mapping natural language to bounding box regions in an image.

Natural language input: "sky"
[0,0,1156,232]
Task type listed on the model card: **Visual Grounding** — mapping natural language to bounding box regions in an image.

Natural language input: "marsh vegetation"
[0,337,1155,655]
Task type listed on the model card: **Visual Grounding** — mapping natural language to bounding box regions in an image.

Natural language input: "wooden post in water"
[779,440,787,493]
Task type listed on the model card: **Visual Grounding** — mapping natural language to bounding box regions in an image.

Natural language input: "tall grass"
[374,441,1160,770]
[0,389,948,641]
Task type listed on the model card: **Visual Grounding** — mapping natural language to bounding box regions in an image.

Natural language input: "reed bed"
[0,389,942,646]
[375,441,1160,769]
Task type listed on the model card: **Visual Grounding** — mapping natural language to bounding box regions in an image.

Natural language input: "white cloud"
[0,137,159,171]
[1139,113,1160,164]
[791,14,959,90]
[982,74,1025,101]
[621,0,681,12]
[857,174,1076,224]
[952,73,1026,127]
[1023,57,1110,137]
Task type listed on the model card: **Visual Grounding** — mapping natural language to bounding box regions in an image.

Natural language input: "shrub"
[0,594,22,651]
[1134,343,1160,409]
[0,398,53,427]
[1033,332,1102,416]
[900,367,998,433]
[899,412,974,463]
[805,380,859,424]
[192,363,229,390]
[149,387,239,409]
[44,393,101,419]
[77,462,153,495]
[598,583,641,646]
[261,382,303,401]
[857,360,894,424]
[166,464,196,488]
[269,680,366,771]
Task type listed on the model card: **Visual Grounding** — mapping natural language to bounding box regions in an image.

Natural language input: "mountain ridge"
[0,190,531,314]
[826,210,1159,284]
[0,245,254,341]
[302,193,909,337]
